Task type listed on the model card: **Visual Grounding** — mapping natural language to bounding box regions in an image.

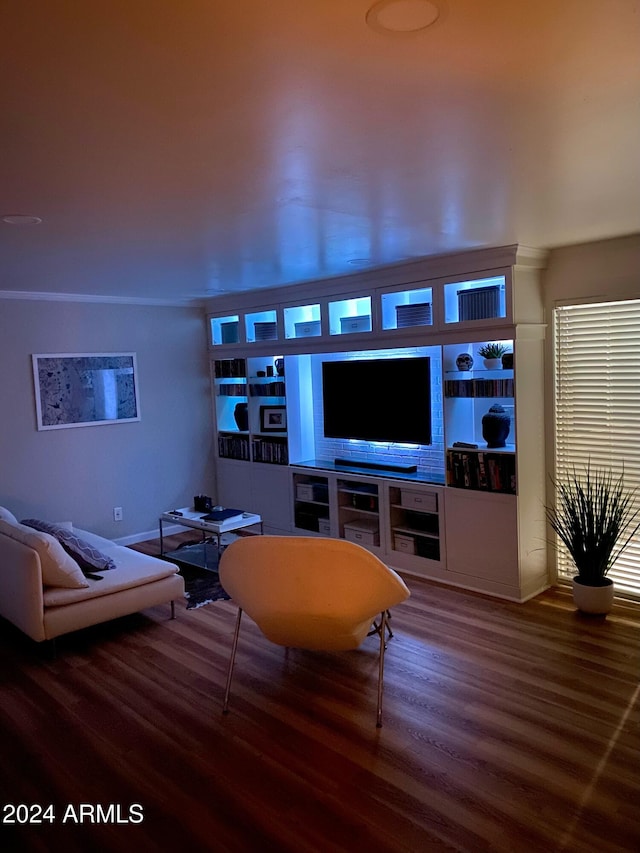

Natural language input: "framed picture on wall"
[32,352,141,430]
[260,405,287,433]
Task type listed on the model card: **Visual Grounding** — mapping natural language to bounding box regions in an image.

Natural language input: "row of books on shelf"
[252,438,289,464]
[214,358,246,378]
[217,382,247,396]
[248,381,286,397]
[218,433,250,460]
[444,378,514,398]
[446,449,516,494]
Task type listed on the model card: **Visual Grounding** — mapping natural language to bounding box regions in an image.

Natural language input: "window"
[554,299,640,598]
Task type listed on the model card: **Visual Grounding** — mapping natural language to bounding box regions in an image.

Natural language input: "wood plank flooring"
[0,532,638,852]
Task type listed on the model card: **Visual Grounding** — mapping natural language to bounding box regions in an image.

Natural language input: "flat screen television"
[322,357,431,445]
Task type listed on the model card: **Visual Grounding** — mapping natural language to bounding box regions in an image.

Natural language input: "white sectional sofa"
[0,506,184,643]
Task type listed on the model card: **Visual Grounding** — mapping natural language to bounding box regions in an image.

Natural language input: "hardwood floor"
[1,532,638,852]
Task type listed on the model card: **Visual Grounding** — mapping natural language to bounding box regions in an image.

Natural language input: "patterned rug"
[164,540,232,610]
[181,565,230,610]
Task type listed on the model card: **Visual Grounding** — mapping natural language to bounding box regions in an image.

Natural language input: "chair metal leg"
[368,609,393,642]
[223,607,243,714]
[376,610,387,728]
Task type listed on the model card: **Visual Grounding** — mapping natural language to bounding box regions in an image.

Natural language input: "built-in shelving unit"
[206,244,549,601]
[388,485,440,562]
[443,339,516,495]
[292,472,331,534]
[213,356,288,465]
[337,479,380,547]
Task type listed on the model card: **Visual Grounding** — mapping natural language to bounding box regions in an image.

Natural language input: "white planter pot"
[572,577,614,615]
[482,358,502,370]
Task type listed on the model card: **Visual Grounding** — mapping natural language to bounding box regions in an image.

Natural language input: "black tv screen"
[322,357,431,445]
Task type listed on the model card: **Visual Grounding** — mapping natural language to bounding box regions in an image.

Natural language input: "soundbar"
[334,457,417,474]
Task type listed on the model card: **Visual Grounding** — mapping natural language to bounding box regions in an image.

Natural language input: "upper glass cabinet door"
[245,309,278,343]
[381,286,433,331]
[444,276,507,325]
[210,314,240,346]
[283,304,322,340]
[328,296,372,336]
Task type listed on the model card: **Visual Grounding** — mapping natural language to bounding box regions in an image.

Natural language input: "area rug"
[181,565,230,610]
[164,541,232,610]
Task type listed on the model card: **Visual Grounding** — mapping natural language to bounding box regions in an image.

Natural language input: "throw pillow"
[21,519,117,574]
[0,506,18,525]
[0,518,89,589]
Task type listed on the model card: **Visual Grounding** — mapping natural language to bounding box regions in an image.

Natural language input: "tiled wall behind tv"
[310,346,444,482]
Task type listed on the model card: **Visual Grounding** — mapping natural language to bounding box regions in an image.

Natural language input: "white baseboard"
[114,523,185,547]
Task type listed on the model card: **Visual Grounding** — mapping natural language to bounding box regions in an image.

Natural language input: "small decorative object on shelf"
[501,351,514,369]
[274,357,284,376]
[233,402,249,431]
[456,353,474,371]
[482,403,511,448]
[478,343,508,370]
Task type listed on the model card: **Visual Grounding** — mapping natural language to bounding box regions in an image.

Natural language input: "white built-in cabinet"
[205,244,549,601]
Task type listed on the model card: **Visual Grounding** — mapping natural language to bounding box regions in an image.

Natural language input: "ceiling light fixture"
[366,0,442,34]
[347,258,374,267]
[2,214,43,226]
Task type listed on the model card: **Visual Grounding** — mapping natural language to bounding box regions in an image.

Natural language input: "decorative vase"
[274,358,285,377]
[482,404,511,448]
[572,576,614,615]
[483,358,502,370]
[456,353,474,372]
[501,352,514,369]
[233,402,249,431]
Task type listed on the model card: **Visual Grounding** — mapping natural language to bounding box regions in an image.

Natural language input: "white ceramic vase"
[572,577,614,615]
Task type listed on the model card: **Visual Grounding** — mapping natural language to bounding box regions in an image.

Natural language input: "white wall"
[543,234,640,306]
[0,298,216,540]
[542,234,640,574]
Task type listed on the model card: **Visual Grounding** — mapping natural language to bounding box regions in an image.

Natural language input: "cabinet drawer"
[400,490,438,513]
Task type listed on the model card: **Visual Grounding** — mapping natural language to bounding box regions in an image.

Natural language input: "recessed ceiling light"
[347,258,374,267]
[366,0,442,34]
[2,214,43,226]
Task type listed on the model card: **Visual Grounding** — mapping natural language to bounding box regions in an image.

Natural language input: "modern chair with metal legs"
[218,535,410,727]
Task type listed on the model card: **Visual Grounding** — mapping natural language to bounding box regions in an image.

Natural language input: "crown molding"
[0,289,204,308]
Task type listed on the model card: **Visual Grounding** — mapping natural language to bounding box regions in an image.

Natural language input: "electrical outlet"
[113,507,123,522]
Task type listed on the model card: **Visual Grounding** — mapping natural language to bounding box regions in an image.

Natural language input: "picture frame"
[260,405,287,433]
[32,352,141,431]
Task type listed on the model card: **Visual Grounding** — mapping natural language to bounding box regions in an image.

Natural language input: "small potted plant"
[478,342,507,369]
[545,463,640,615]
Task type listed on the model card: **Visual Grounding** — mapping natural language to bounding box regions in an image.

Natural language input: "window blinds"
[554,299,640,598]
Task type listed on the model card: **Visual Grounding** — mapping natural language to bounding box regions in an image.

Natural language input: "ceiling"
[1,0,639,306]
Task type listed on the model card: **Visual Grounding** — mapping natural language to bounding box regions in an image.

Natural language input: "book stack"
[446,449,516,494]
[214,358,246,378]
[218,433,250,460]
[252,437,289,465]
[248,381,286,397]
[444,378,514,397]
[217,382,247,396]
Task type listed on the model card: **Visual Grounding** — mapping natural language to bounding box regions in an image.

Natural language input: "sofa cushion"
[42,549,181,607]
[0,519,89,589]
[22,519,116,574]
[0,506,18,524]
